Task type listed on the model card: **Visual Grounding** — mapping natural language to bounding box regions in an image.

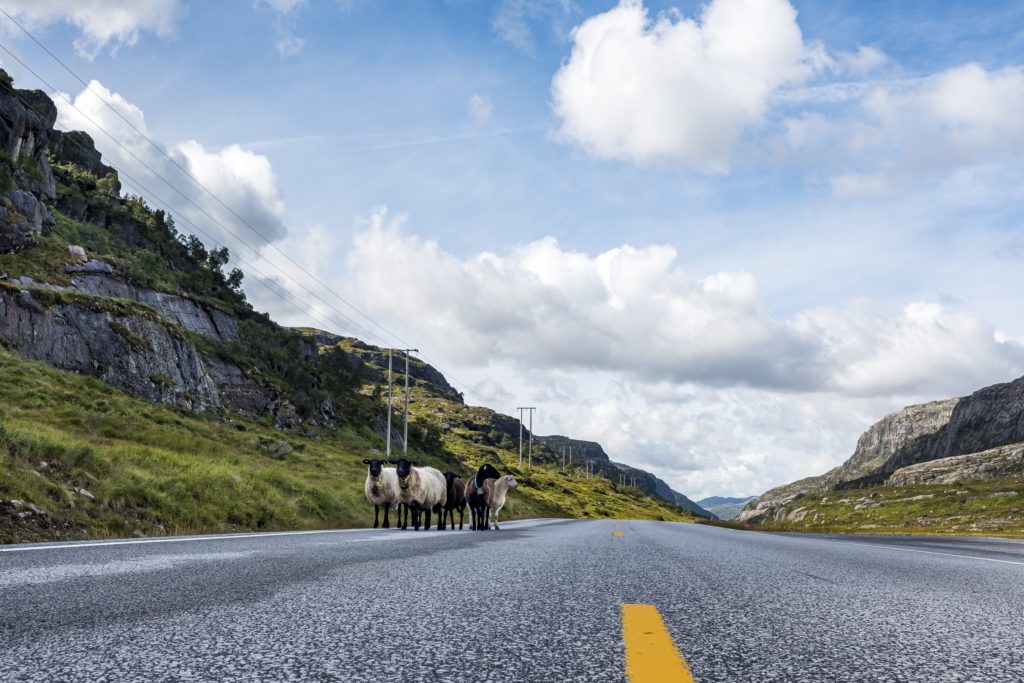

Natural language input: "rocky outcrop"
[878,377,1024,475]
[302,330,463,403]
[0,282,270,414]
[69,274,240,343]
[738,399,959,523]
[0,71,57,253]
[888,443,1024,486]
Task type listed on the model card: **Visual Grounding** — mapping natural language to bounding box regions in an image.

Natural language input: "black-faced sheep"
[441,472,467,530]
[488,475,518,530]
[466,463,501,531]
[362,458,399,529]
[391,458,447,530]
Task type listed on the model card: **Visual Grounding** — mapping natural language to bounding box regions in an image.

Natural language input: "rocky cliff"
[740,374,1024,529]
[0,76,57,252]
[739,398,958,523]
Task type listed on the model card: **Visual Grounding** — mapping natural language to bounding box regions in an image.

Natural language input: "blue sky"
[2,0,1023,499]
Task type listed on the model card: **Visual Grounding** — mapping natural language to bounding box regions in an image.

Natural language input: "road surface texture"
[2,520,1023,682]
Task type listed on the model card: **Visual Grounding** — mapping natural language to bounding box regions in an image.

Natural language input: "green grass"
[0,346,691,543]
[0,346,383,543]
[409,396,693,523]
[755,478,1024,538]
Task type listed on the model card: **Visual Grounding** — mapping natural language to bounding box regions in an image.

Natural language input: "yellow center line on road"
[613,531,624,537]
[621,604,696,683]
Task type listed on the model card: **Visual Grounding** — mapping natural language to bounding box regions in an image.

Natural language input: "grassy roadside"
[698,479,1024,539]
[0,347,691,543]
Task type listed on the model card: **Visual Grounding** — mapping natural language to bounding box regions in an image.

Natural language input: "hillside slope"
[0,71,694,541]
[738,375,1024,536]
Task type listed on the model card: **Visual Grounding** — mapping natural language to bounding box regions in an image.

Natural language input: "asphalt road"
[2,520,1023,682]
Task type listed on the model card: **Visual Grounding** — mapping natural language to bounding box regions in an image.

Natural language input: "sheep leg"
[373,504,380,529]
[458,505,464,531]
[382,504,390,529]
[492,508,500,530]
[483,506,491,531]
[424,507,432,531]
[435,505,444,531]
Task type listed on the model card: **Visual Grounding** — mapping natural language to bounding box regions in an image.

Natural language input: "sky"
[1,0,1022,500]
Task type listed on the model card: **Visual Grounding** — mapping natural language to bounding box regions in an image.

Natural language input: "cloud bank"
[343,211,1024,399]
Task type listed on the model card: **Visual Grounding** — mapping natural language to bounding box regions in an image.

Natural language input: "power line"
[0,81,404,358]
[0,44,386,346]
[0,6,412,352]
[0,38,490,403]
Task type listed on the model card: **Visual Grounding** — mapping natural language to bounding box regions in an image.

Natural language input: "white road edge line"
[0,518,560,553]
[794,535,1024,567]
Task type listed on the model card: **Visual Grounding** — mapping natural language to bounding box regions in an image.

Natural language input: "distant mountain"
[537,435,715,519]
[697,496,755,520]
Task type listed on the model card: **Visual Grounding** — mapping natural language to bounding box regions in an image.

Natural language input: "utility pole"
[561,446,565,472]
[517,408,525,466]
[517,406,535,468]
[569,445,572,468]
[528,407,535,468]
[402,348,419,457]
[385,348,393,459]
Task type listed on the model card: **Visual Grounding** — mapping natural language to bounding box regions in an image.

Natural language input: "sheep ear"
[362,459,371,464]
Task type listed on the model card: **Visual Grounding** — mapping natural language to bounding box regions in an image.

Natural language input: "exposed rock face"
[880,377,1024,474]
[738,399,959,524]
[0,73,58,253]
[839,398,961,480]
[0,284,270,414]
[888,443,1024,486]
[69,274,240,343]
[48,130,117,184]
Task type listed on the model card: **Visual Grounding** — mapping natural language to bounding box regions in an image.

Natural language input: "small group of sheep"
[362,458,517,531]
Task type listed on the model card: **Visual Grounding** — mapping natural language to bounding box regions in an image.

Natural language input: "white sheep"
[488,475,518,530]
[362,458,400,528]
[391,458,447,530]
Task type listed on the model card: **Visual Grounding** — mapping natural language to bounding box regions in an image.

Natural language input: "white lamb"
[488,475,518,530]
[362,458,399,528]
[392,458,447,531]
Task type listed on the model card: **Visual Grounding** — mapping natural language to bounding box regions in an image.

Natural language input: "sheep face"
[391,458,417,490]
[503,475,518,489]
[362,458,385,478]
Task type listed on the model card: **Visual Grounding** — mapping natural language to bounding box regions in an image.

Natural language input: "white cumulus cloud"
[1,0,184,60]
[54,81,290,254]
[551,0,816,171]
